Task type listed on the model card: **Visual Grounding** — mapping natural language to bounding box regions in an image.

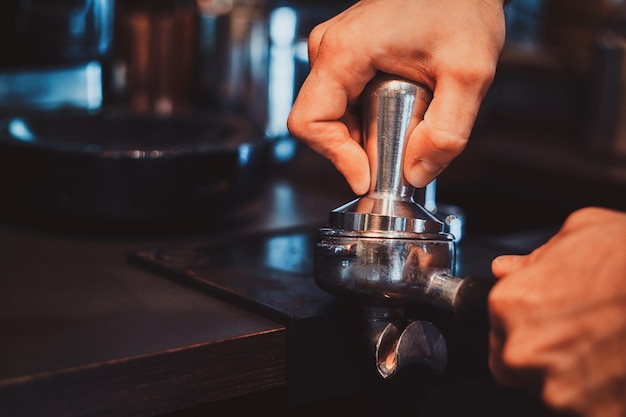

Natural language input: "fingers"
[307,3,354,68]
[292,0,505,192]
[488,273,545,392]
[488,324,544,392]
[404,72,492,188]
[491,255,524,277]
[307,20,331,67]
[287,71,371,195]
[288,8,377,195]
[488,323,524,387]
[561,206,623,233]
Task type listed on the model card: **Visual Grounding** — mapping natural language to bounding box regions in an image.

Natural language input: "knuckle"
[542,380,579,413]
[566,206,593,222]
[487,281,520,317]
[307,24,326,50]
[426,125,468,156]
[487,286,506,317]
[558,208,592,236]
[286,111,309,139]
[563,206,603,229]
[444,57,497,89]
[500,341,530,370]
[309,23,348,57]
[286,112,300,134]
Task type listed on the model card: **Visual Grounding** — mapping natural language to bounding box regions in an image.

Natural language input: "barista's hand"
[287,0,506,195]
[489,207,626,417]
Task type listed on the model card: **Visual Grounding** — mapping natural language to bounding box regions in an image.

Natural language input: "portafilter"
[314,73,493,379]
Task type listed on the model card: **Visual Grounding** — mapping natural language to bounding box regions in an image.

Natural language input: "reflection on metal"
[264,233,311,274]
[367,314,447,379]
[314,74,491,379]
[267,181,299,229]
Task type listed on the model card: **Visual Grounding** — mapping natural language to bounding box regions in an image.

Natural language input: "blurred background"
[0,0,624,229]
[0,4,625,415]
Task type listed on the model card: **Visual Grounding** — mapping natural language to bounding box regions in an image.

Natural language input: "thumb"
[491,255,524,278]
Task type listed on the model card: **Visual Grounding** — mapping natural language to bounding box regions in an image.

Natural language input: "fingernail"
[420,159,444,174]
[408,161,443,188]
[493,255,522,269]
[353,179,370,196]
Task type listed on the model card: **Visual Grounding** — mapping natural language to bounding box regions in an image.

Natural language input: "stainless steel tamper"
[314,73,492,379]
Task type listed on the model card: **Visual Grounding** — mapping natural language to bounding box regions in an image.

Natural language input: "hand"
[488,207,626,417]
[287,0,506,195]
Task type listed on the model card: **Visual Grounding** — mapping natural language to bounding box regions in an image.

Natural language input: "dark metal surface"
[0,111,272,220]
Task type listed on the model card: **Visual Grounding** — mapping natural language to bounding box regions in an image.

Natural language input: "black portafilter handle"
[452,274,496,324]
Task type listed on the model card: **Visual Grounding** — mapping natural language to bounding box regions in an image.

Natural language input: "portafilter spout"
[314,73,492,379]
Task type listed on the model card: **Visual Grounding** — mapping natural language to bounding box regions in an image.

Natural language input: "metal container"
[107,0,200,115]
[0,111,273,223]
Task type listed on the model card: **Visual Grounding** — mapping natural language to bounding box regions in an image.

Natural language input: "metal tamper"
[314,73,493,379]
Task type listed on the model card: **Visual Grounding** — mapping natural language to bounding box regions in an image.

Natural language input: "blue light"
[239,143,252,165]
[266,7,298,138]
[0,61,103,111]
[273,137,297,163]
[8,119,35,142]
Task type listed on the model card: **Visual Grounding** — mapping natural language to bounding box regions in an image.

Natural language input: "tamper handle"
[362,73,433,201]
[328,74,441,234]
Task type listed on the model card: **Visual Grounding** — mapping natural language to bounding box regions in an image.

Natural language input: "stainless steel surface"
[314,74,490,379]
[0,111,272,220]
[316,74,458,309]
[424,179,466,242]
[328,74,442,234]
[315,232,457,308]
[365,311,447,379]
[326,74,465,240]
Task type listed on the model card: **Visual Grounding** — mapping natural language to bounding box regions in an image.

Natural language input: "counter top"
[0,222,287,417]
[0,144,358,417]
[0,141,577,417]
